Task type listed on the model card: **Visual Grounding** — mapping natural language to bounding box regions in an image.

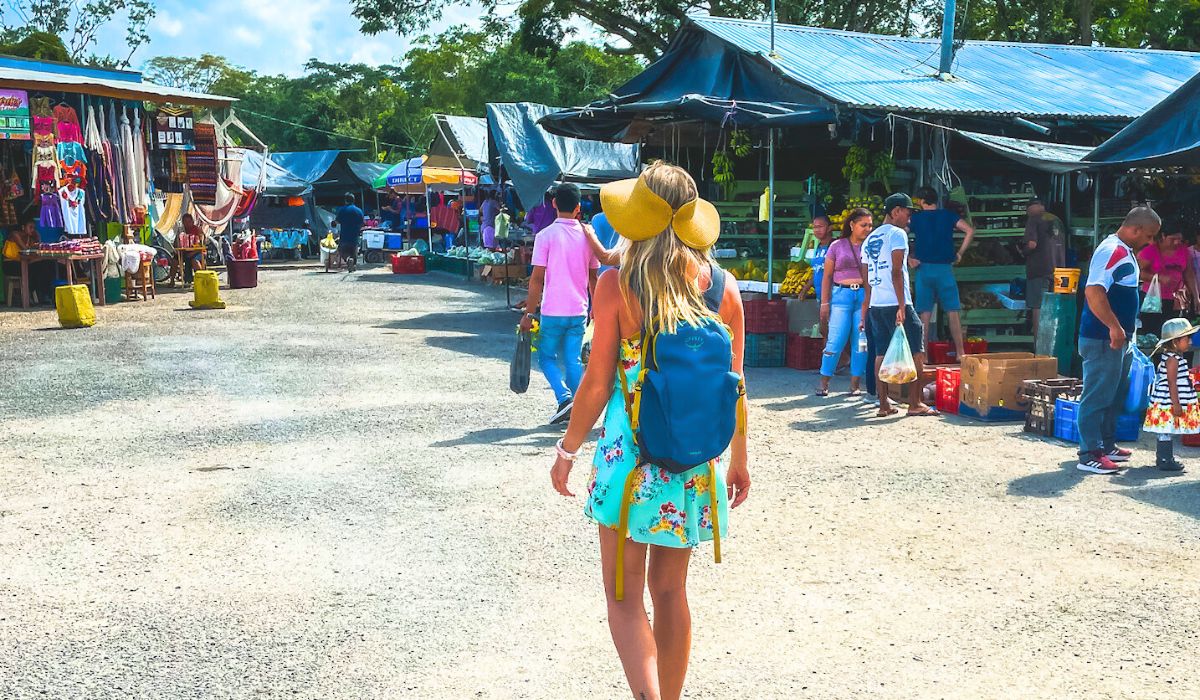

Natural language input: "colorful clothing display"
[58,185,86,235]
[584,336,729,548]
[187,122,218,205]
[1144,351,1200,434]
[39,190,63,228]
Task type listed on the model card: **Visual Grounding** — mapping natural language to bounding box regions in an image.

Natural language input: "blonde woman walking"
[550,161,751,700]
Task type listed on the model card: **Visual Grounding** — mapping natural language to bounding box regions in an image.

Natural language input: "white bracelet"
[555,438,578,462]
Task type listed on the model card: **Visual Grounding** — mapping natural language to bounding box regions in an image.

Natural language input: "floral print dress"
[1144,351,1200,434]
[584,336,729,548]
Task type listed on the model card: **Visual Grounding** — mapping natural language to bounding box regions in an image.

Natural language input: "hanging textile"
[187,122,218,205]
[119,107,140,220]
[53,104,82,144]
[131,108,149,211]
[106,102,128,224]
[154,192,184,236]
[83,102,112,223]
[58,184,86,235]
[84,105,103,151]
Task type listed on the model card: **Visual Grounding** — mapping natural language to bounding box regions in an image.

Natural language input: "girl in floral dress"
[1144,318,1200,471]
[548,162,751,700]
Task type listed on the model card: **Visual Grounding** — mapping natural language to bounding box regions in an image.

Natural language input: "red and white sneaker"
[1077,452,1122,474]
[1105,447,1133,463]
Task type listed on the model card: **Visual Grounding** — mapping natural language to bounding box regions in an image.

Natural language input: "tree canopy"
[0,0,155,66]
[142,21,643,157]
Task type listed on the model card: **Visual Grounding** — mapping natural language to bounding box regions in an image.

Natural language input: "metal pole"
[767,128,776,301]
[770,0,776,53]
[1093,173,1101,248]
[938,0,958,76]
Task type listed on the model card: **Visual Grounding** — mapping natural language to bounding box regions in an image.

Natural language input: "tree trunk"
[1077,0,1093,45]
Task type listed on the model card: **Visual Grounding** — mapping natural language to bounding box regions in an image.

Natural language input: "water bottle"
[858,331,868,354]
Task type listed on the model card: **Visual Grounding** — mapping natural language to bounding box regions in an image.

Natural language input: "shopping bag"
[878,325,918,385]
[510,327,532,394]
[1124,345,1154,413]
[1141,275,1162,313]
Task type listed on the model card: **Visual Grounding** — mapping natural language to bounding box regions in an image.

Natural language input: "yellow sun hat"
[600,175,720,250]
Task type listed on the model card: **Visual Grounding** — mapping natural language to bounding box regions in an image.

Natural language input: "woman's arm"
[721,271,750,508]
[584,225,621,268]
[819,246,836,334]
[552,271,622,497]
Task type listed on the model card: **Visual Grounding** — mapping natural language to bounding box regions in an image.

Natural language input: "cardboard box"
[959,352,1058,421]
[787,299,820,334]
[482,264,527,283]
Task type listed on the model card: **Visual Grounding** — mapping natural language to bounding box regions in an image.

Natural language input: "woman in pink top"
[816,208,873,396]
[1139,227,1195,333]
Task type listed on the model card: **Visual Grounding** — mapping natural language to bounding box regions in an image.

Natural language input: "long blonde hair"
[618,161,719,335]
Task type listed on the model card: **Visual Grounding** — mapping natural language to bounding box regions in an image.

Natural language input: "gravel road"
[2,267,1199,699]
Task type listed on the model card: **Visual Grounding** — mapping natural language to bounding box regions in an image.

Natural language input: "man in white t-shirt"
[860,193,937,417]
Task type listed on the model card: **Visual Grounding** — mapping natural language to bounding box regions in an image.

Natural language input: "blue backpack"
[613,263,747,600]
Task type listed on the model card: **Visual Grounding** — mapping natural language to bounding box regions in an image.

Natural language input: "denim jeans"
[1077,337,1133,457]
[820,286,868,378]
[537,315,586,403]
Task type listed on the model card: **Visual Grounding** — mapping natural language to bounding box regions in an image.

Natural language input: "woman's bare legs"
[599,525,660,699]
[647,545,693,700]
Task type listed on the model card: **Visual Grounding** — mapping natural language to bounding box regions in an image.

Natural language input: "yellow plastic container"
[1052,267,1080,294]
[189,270,226,309]
[55,284,95,328]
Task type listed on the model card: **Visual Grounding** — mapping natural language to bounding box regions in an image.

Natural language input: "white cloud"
[153,12,184,38]
[231,26,263,47]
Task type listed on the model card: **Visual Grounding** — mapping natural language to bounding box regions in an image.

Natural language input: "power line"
[233,107,422,156]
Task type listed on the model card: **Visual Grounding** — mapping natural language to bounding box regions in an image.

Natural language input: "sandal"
[906,406,941,417]
[848,388,863,397]
[815,389,830,397]
[875,407,899,418]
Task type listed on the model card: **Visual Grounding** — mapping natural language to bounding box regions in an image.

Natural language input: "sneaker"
[1159,459,1185,472]
[1105,447,1133,463]
[1077,452,1122,474]
[549,399,574,425]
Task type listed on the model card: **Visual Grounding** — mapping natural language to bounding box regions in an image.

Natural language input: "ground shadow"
[1007,459,1088,498]
[1117,480,1200,520]
[1110,465,1188,487]
[430,424,562,449]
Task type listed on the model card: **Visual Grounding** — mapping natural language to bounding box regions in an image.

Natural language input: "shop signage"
[0,89,31,140]
[155,108,195,150]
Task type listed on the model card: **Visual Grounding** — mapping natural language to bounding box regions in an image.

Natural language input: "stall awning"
[236,149,311,196]
[0,58,235,106]
[1086,70,1200,167]
[488,102,640,209]
[347,161,394,188]
[373,156,478,190]
[954,130,1092,173]
[427,114,490,172]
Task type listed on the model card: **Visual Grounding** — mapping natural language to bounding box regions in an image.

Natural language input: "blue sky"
[92,0,490,76]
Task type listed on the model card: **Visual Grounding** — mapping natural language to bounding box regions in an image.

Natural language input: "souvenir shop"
[0,57,237,308]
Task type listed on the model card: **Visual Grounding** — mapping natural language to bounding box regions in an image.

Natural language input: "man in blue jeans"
[909,186,975,361]
[1076,206,1160,473]
[520,184,600,425]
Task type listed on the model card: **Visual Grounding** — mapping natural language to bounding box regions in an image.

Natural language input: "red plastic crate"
[963,339,988,356]
[391,254,426,274]
[928,341,953,365]
[936,367,961,415]
[785,334,824,370]
[743,298,788,333]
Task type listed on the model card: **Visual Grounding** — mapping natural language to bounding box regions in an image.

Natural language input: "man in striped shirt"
[1076,206,1161,474]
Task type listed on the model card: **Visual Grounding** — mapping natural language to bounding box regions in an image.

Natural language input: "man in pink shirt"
[520,183,600,424]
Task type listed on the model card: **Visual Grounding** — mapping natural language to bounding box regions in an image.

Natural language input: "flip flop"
[906,407,941,417]
[875,407,899,418]
[848,388,863,397]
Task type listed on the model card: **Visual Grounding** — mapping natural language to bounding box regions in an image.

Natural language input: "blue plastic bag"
[1124,346,1154,413]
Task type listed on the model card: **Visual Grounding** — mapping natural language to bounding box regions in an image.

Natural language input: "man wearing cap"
[520,183,600,425]
[334,192,364,273]
[1075,206,1161,473]
[860,193,937,417]
[1023,199,1066,333]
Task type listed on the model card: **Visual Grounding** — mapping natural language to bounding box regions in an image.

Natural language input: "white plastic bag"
[1141,274,1162,313]
[879,325,918,385]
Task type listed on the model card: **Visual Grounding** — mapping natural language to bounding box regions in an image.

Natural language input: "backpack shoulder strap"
[703,263,726,314]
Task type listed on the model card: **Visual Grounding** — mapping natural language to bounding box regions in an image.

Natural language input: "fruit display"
[780,262,814,296]
[828,195,885,229]
[879,365,918,385]
[726,258,794,284]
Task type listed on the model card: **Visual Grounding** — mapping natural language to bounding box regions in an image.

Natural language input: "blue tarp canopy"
[270,151,341,184]
[487,102,640,209]
[238,149,311,196]
[347,160,394,187]
[1087,71,1200,167]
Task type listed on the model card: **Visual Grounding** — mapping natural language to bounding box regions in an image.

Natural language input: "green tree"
[0,0,155,66]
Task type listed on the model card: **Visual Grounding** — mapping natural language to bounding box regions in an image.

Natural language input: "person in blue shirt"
[798,215,834,301]
[334,192,365,273]
[909,186,975,361]
[588,212,622,273]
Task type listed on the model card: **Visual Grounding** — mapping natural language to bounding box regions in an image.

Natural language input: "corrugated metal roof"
[0,63,235,106]
[691,16,1200,120]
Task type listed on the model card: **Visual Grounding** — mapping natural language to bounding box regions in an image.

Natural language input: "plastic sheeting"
[270,151,341,185]
[953,129,1092,173]
[347,161,393,187]
[1087,70,1200,167]
[487,102,640,210]
[236,148,311,196]
[428,114,490,172]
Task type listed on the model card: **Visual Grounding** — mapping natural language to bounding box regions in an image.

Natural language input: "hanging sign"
[0,89,31,140]
[155,108,195,150]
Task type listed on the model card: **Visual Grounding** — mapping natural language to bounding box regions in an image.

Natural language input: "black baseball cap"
[884,193,916,214]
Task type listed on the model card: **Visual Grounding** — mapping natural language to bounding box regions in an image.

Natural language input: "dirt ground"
[1,267,1198,699]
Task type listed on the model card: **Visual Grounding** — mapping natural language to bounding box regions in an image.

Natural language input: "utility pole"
[938,0,957,77]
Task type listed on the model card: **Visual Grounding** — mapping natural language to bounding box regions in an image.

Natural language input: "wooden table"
[169,246,207,287]
[19,251,104,310]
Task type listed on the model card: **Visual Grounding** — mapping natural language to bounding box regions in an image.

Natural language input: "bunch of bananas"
[780,263,813,296]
